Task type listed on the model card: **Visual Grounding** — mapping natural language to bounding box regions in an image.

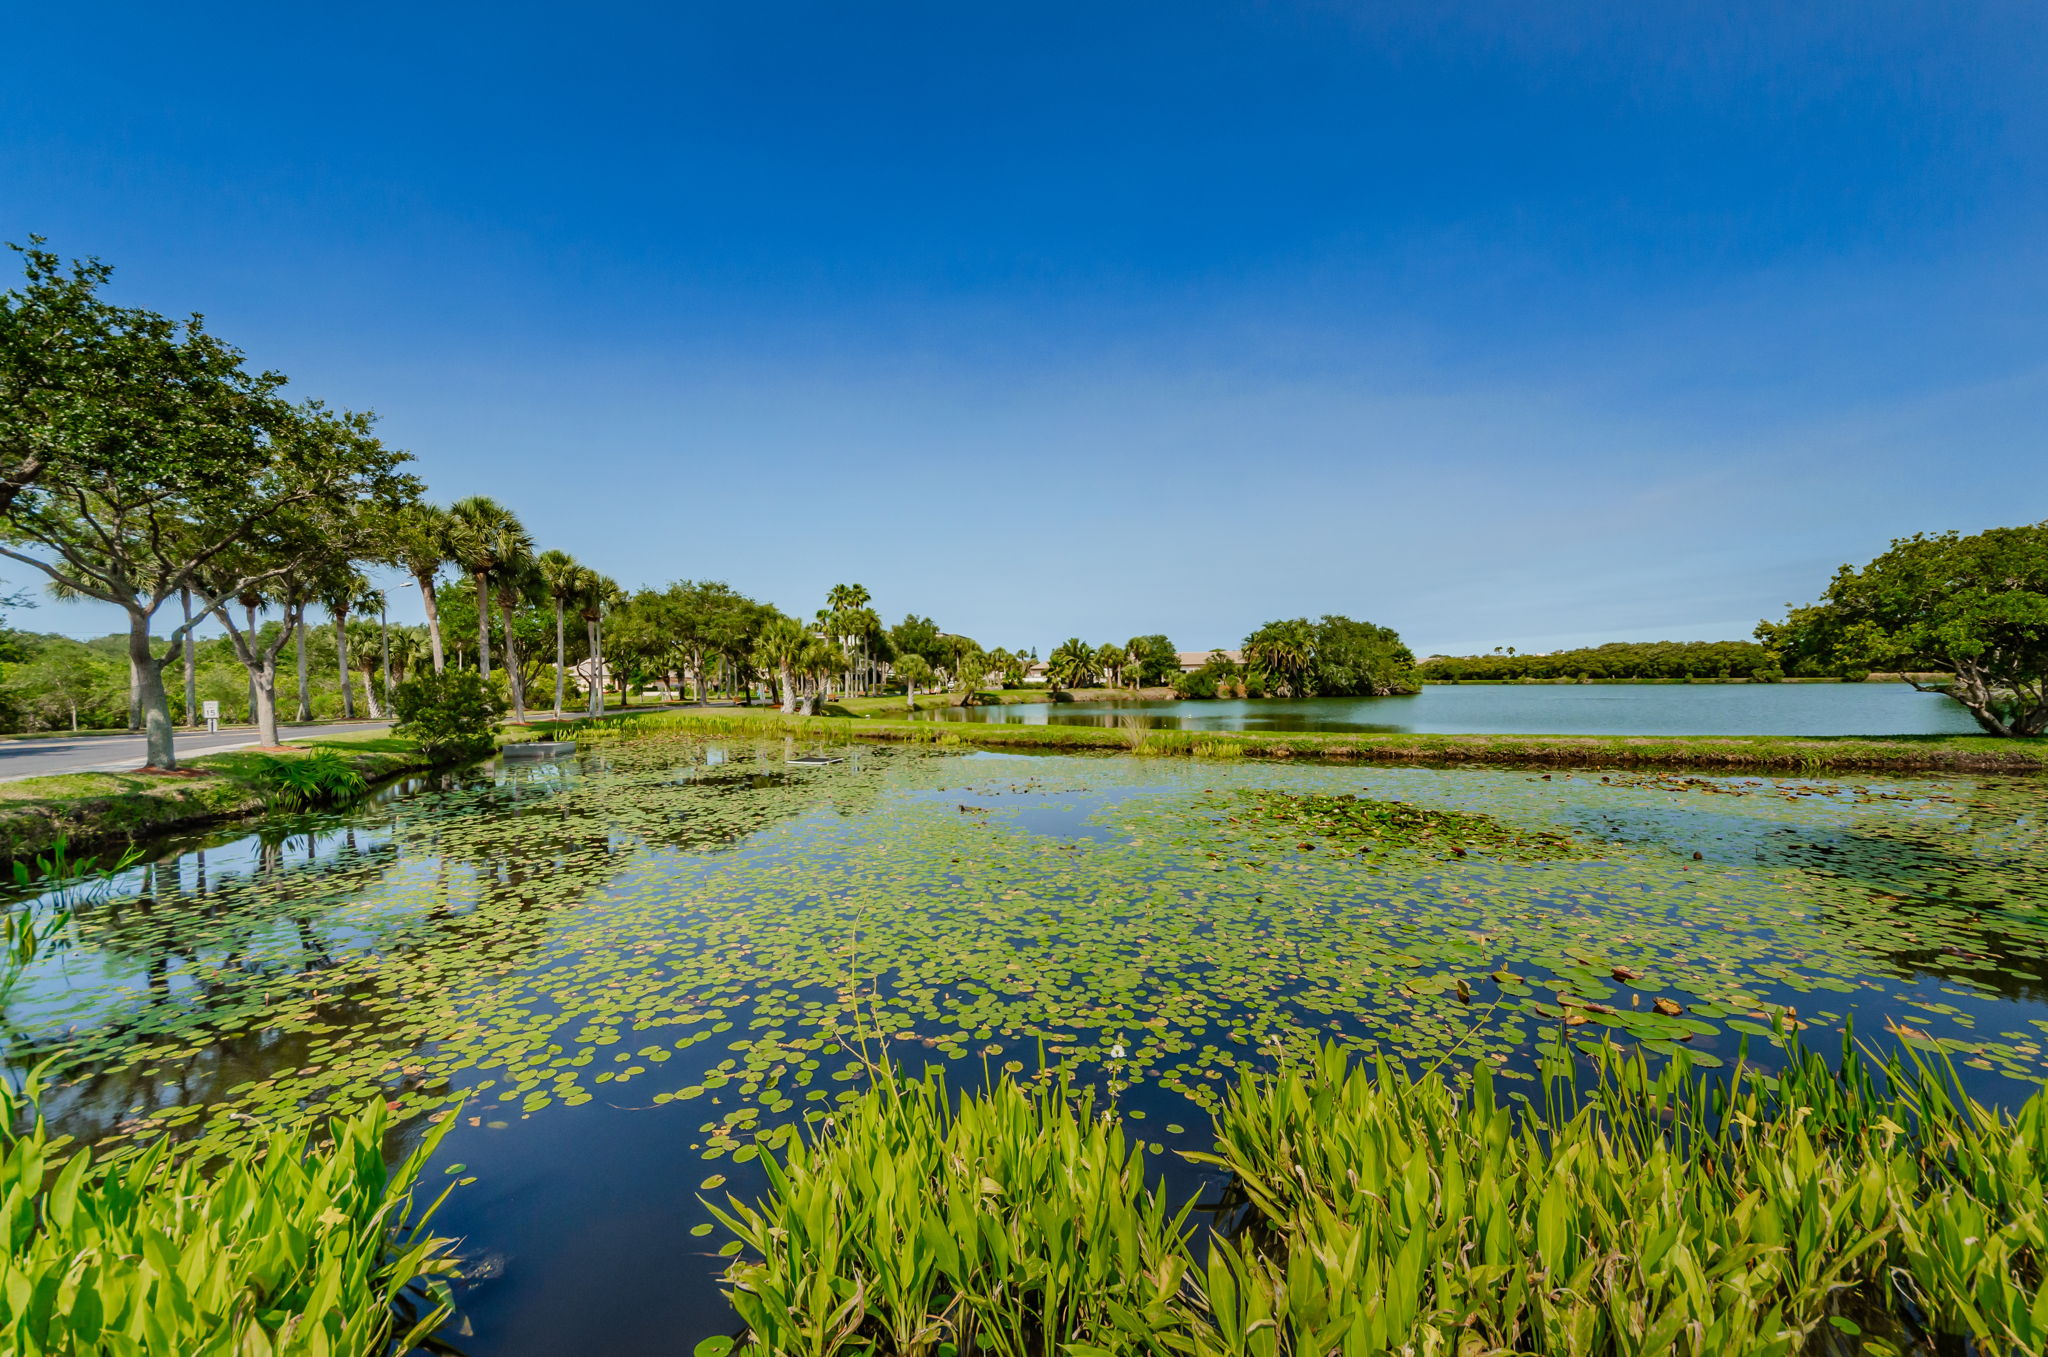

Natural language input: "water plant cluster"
[0,1072,456,1355]
[708,1041,2048,1356]
[1213,788,1583,861]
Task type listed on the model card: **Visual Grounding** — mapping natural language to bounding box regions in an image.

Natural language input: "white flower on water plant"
[1110,1043,1125,1058]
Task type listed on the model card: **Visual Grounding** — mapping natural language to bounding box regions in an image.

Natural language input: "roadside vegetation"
[707,1041,2048,1356]
[0,731,431,861]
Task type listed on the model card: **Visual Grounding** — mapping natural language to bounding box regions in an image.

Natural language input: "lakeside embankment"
[0,732,434,862]
[550,705,2048,772]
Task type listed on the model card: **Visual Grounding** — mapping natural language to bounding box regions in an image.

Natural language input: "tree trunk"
[359,665,383,719]
[778,663,797,713]
[336,612,356,719]
[380,609,391,708]
[181,588,199,727]
[243,604,259,721]
[251,656,282,747]
[552,600,566,717]
[499,593,527,722]
[127,620,176,768]
[586,619,602,717]
[474,570,493,678]
[417,572,446,674]
[295,627,312,722]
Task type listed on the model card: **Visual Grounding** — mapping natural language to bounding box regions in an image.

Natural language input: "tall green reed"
[711,1039,2048,1355]
[0,1068,460,1355]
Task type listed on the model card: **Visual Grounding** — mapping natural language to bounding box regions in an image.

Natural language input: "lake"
[7,737,2045,1353]
[911,681,1984,736]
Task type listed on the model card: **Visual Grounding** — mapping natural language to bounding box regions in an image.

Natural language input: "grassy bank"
[546,705,2048,773]
[0,730,436,862]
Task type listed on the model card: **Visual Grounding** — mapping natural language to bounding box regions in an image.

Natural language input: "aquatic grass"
[0,1068,460,1355]
[707,1063,1192,1357]
[712,1041,2048,1355]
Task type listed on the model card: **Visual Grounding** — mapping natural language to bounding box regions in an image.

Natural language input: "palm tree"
[1046,637,1096,690]
[492,553,542,722]
[536,549,580,718]
[1093,642,1124,690]
[755,616,811,713]
[351,601,389,718]
[320,571,376,720]
[387,626,425,687]
[1244,618,1316,698]
[377,501,454,674]
[446,496,531,681]
[576,571,620,717]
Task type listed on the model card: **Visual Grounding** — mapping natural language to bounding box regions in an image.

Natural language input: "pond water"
[6,738,2047,1353]
[910,681,1983,736]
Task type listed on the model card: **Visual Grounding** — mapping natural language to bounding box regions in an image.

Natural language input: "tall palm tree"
[377,501,454,675]
[576,570,619,717]
[446,496,531,681]
[351,596,390,719]
[320,571,375,720]
[492,553,542,722]
[536,549,580,718]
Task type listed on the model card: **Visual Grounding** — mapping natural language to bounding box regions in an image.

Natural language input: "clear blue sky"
[6,1,2045,656]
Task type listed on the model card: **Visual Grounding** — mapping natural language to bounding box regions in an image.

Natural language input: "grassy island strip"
[548,705,2048,773]
[0,731,433,862]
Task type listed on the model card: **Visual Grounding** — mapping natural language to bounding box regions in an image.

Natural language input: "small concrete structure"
[504,740,578,758]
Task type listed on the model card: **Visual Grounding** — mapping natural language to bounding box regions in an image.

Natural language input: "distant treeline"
[1419,640,1818,682]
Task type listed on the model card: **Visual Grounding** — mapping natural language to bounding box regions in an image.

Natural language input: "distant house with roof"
[1175,650,1241,673]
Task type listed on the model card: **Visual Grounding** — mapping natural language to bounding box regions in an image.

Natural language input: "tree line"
[1419,639,1781,682]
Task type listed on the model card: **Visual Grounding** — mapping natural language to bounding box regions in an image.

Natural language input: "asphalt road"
[0,721,393,782]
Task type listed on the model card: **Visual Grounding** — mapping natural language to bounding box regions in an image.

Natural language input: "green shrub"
[0,1070,459,1354]
[256,748,370,811]
[389,669,508,763]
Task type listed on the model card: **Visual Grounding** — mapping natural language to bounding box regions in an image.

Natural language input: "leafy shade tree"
[8,637,123,731]
[1310,616,1419,696]
[390,669,508,763]
[0,367,412,768]
[1758,523,2048,736]
[1123,634,1180,689]
[445,495,530,682]
[1045,638,1096,690]
[889,615,947,672]
[1421,639,1772,682]
[375,500,452,674]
